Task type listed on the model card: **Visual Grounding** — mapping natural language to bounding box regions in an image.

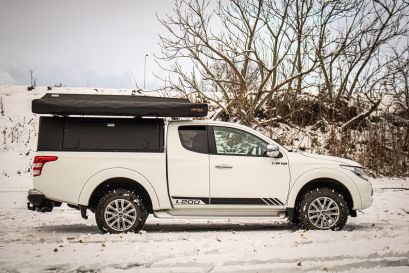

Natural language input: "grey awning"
[32,93,208,117]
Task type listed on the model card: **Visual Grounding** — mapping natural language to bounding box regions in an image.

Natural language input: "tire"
[95,189,148,234]
[298,187,348,230]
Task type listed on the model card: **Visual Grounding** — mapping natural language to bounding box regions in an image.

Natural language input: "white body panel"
[32,119,373,218]
[209,154,289,201]
[167,122,209,207]
[208,122,290,209]
[285,151,373,210]
[33,151,171,210]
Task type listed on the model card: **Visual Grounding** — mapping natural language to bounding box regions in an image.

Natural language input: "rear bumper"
[27,189,46,205]
[27,189,60,212]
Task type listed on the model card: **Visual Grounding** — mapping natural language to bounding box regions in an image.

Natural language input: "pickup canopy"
[32,93,208,117]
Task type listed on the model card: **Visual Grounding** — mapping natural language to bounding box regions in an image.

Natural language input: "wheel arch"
[78,168,160,212]
[286,168,361,215]
[88,177,154,213]
[294,178,354,212]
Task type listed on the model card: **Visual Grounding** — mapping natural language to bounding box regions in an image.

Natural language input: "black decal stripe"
[210,198,266,205]
[273,198,284,205]
[171,196,284,206]
[267,198,278,205]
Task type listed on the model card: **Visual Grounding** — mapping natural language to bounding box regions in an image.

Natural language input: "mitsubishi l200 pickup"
[27,93,373,233]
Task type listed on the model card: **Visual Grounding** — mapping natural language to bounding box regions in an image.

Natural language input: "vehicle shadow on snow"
[36,224,100,234]
[36,221,299,234]
[36,220,381,234]
[144,221,297,233]
[342,222,388,231]
[143,222,383,234]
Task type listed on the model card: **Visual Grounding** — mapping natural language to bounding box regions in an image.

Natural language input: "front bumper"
[355,179,373,210]
[27,189,60,212]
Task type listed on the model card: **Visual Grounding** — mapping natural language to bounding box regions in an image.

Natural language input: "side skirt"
[153,208,286,219]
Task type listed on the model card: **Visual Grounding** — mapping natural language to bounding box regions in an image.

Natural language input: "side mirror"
[267,144,281,158]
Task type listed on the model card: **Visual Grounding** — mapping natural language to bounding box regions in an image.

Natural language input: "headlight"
[340,165,369,181]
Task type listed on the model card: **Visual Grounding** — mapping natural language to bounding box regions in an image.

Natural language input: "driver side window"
[213,126,267,156]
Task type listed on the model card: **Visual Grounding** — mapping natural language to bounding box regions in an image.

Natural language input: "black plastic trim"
[27,191,46,205]
[286,208,295,221]
[208,126,217,154]
[80,205,88,219]
[27,190,54,212]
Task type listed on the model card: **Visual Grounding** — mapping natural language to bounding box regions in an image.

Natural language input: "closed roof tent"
[32,93,208,117]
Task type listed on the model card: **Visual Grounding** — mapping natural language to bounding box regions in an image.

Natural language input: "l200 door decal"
[173,197,208,205]
[171,197,284,205]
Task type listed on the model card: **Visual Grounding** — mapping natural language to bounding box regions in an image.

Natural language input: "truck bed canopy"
[32,93,208,117]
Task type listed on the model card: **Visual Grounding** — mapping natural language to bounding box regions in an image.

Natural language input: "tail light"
[33,156,58,177]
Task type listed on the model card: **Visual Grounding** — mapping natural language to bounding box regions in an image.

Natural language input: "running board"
[153,211,173,219]
[153,209,286,219]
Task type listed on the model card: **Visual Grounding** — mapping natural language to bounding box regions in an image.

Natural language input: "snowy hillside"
[0,86,40,180]
[0,85,166,184]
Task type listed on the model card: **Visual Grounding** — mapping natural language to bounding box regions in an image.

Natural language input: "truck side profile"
[27,94,373,233]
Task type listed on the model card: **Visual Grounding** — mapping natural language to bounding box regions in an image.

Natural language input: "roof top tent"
[32,93,208,117]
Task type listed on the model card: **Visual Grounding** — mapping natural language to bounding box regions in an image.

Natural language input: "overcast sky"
[0,0,175,89]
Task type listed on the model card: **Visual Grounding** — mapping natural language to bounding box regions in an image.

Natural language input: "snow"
[0,176,409,272]
[1,85,409,272]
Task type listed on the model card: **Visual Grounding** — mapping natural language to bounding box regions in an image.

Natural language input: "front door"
[209,126,290,209]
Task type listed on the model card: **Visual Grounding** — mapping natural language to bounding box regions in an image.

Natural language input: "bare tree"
[158,0,320,125]
[156,0,409,176]
[158,0,408,127]
[315,0,409,127]
[388,45,409,151]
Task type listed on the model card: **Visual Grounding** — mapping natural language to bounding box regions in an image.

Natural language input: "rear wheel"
[298,187,348,230]
[95,189,147,234]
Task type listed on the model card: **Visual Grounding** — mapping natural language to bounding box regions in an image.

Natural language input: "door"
[209,126,290,208]
[167,123,210,207]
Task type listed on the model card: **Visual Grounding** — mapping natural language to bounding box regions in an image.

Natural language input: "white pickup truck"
[27,94,373,233]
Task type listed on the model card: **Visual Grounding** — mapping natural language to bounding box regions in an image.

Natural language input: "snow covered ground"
[1,85,409,272]
[0,176,409,273]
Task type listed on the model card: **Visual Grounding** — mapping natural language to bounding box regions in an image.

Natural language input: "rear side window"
[178,125,208,154]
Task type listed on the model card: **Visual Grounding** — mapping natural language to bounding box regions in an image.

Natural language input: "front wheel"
[298,187,348,230]
[95,189,147,234]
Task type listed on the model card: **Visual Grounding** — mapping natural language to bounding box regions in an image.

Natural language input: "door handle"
[215,164,233,169]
